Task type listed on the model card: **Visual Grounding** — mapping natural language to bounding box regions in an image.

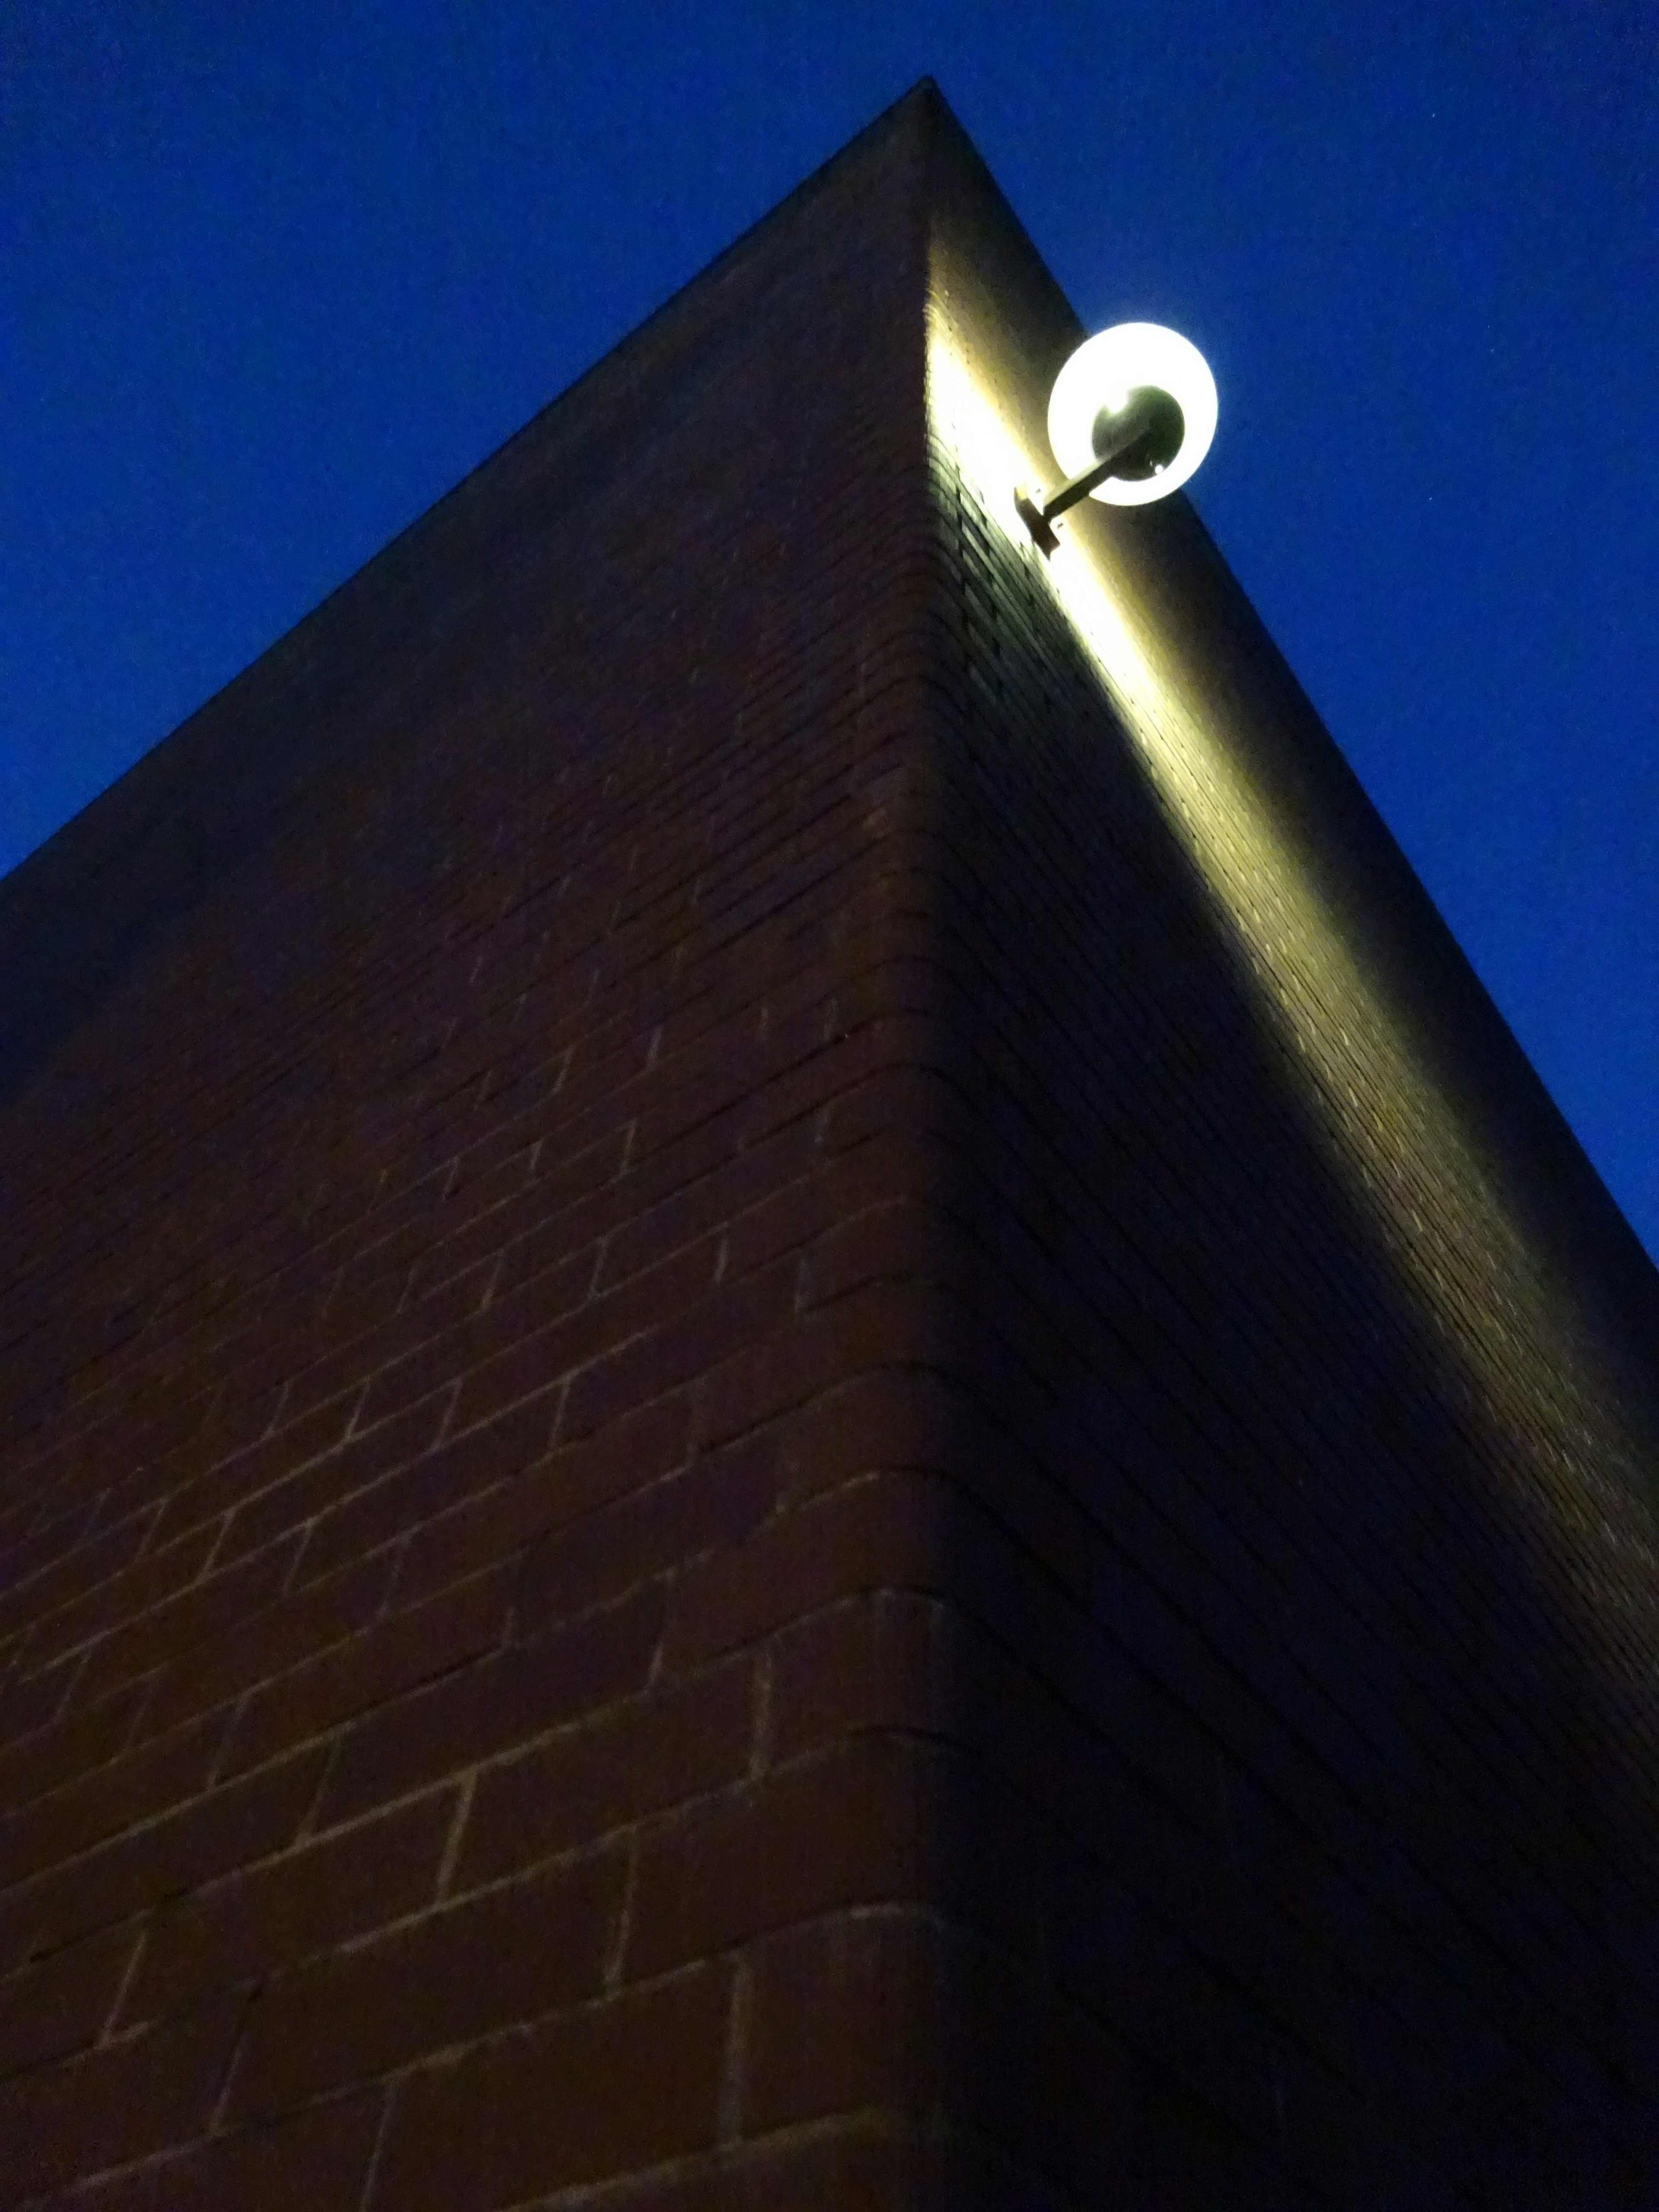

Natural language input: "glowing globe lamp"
[1017,322,1218,553]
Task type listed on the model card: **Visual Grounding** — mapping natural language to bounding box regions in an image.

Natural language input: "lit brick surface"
[2,81,1656,2209]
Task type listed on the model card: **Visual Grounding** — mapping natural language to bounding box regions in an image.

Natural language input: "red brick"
[210,1290,380,1432]
[587,1116,823,1296]
[0,1708,229,1896]
[119,1784,458,2028]
[611,1079,823,1231]
[422,1132,623,1306]
[736,1011,957,1157]
[0,1642,82,1746]
[219,1561,512,1777]
[443,1230,718,1440]
[0,1994,244,2199]
[747,1904,1160,2198]
[0,1675,147,1820]
[369,1961,732,2212]
[477,1042,573,1123]
[721,1133,921,1289]
[227,1841,627,2120]
[741,1909,960,2133]
[0,1920,138,2077]
[146,1389,363,1553]
[820,1062,963,1160]
[80,1397,256,1549]
[393,1390,690,1608]
[493,1124,633,1264]
[785,1368,981,1510]
[317,1246,416,1349]
[558,2123,1003,2212]
[694,1278,961,1452]
[301,1387,558,1596]
[175,1371,287,1471]
[801,1195,960,1310]
[0,1741,328,1972]
[456,1652,755,1890]
[0,1513,153,1653]
[280,1253,499,1430]
[442,1130,540,1216]
[556,1254,800,1443]
[663,1468,971,1672]
[214,1393,449,1570]
[344,1157,453,1265]
[625,1734,979,1979]
[517,1428,782,1639]
[137,1545,399,1744]
[337,1259,559,1439]
[19,1521,220,1684]
[670,941,852,1069]
[315,1575,667,1828]
[769,1589,953,1763]
[0,1494,89,1578]
[65,2088,386,2212]
[70,1529,305,1709]
[623,995,831,1158]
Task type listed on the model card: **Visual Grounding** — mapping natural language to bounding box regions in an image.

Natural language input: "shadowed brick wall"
[2,81,1656,2211]
[911,129,1659,2208]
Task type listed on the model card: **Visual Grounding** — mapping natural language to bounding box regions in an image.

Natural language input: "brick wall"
[0,87,955,2210]
[1,80,1656,2210]
[915,108,1659,2207]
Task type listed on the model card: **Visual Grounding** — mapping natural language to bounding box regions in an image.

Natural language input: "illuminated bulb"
[1046,322,1217,507]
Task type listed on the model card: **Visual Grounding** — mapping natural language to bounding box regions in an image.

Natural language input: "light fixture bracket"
[1018,322,1218,553]
[1015,390,1167,554]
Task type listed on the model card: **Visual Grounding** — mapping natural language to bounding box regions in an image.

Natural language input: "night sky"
[4,3,1655,1257]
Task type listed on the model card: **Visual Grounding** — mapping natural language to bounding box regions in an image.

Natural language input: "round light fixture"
[1047,323,1217,507]
[1016,321,1218,553]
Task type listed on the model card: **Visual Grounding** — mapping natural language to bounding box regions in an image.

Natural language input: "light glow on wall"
[925,315,1659,1601]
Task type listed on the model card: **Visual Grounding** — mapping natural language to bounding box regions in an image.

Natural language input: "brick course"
[1,77,1656,2211]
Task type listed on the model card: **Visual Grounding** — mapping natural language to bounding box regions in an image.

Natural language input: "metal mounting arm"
[1015,391,1162,555]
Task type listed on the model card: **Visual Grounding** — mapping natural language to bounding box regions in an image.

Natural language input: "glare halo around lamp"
[1017,321,1218,555]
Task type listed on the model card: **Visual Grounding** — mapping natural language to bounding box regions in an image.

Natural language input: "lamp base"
[1015,487,1060,556]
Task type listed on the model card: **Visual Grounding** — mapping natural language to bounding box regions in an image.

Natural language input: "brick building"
[2,79,1656,2210]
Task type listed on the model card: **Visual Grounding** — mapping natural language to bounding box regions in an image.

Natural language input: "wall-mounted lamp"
[1017,322,1218,554]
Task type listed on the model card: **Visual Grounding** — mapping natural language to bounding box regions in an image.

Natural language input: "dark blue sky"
[4,3,1655,1255]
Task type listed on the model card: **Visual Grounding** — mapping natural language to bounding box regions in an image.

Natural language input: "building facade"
[1,81,1656,2210]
